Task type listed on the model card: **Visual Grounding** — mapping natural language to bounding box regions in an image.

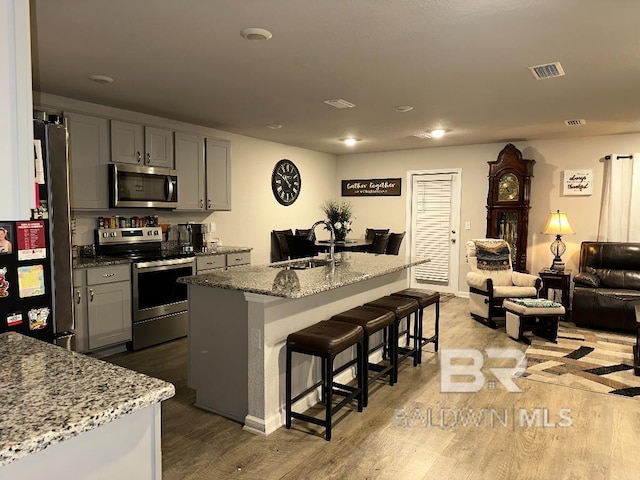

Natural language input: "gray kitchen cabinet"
[226,251,251,268]
[205,138,231,211]
[196,254,225,274]
[111,120,174,168]
[175,132,206,210]
[74,265,132,352]
[66,112,110,210]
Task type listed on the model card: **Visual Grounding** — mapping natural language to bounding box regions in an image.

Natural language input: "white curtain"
[597,153,640,241]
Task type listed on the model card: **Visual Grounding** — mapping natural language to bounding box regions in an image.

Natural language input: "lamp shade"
[542,210,575,236]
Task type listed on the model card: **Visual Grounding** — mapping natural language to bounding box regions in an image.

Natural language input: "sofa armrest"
[467,272,490,291]
[574,272,601,288]
[511,271,541,288]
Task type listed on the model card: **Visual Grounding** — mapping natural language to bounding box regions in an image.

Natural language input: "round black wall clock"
[271,159,301,206]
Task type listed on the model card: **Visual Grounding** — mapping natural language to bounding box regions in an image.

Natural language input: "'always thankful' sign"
[342,178,402,196]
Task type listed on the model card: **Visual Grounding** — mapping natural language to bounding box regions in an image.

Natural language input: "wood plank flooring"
[106,297,640,479]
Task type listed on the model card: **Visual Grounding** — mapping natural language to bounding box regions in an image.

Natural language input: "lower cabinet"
[196,251,251,274]
[74,265,132,353]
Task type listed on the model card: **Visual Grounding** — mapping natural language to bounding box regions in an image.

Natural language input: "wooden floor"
[106,297,640,480]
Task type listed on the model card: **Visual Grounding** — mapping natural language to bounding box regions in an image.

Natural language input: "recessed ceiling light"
[266,124,283,129]
[240,27,273,41]
[88,75,114,84]
[413,129,449,139]
[393,105,414,113]
[340,138,360,147]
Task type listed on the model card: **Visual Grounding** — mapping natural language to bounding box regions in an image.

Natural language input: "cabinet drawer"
[86,264,131,285]
[226,251,251,267]
[197,255,225,272]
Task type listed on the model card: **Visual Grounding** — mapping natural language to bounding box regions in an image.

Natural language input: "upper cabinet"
[175,136,231,211]
[111,120,174,168]
[175,132,206,210]
[205,138,231,211]
[66,112,110,210]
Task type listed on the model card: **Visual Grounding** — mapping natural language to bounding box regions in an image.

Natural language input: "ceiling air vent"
[323,98,356,109]
[564,119,586,127]
[528,62,565,80]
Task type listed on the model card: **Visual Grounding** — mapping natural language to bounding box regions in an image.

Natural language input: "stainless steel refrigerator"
[0,112,75,349]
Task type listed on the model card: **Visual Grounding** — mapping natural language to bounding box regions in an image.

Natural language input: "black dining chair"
[295,228,315,241]
[271,229,293,262]
[365,228,390,243]
[285,234,317,259]
[385,232,406,255]
[369,233,391,254]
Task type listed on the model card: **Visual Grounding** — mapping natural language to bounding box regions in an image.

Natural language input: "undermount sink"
[271,258,340,270]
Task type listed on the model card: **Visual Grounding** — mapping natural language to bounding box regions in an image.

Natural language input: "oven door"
[132,257,195,322]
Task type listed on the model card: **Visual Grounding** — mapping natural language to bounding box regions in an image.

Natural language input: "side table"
[538,269,572,312]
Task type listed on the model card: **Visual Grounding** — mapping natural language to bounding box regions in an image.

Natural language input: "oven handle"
[134,257,195,269]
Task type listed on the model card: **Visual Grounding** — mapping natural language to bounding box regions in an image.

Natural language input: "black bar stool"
[330,305,396,407]
[285,320,364,441]
[363,296,419,383]
[392,288,440,363]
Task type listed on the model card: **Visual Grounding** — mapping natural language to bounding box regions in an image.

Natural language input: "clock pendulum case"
[486,143,535,272]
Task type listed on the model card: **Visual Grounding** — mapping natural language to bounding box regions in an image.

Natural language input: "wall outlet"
[465,221,471,230]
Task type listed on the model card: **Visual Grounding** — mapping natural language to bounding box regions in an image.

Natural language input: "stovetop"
[117,250,195,262]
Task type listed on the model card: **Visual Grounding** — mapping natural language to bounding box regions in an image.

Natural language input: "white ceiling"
[30,0,640,155]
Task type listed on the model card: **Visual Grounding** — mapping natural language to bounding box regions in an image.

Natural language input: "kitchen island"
[0,332,174,479]
[178,252,427,435]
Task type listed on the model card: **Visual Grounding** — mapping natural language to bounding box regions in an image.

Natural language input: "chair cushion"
[364,296,419,319]
[492,285,538,298]
[392,288,440,308]
[330,306,395,334]
[503,299,565,316]
[287,320,363,356]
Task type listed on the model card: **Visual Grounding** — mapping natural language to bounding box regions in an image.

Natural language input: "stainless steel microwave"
[109,163,178,208]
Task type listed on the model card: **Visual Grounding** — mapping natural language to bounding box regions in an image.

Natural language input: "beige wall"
[337,134,640,294]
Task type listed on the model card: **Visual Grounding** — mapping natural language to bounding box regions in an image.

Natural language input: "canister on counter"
[109,216,116,229]
[98,217,104,229]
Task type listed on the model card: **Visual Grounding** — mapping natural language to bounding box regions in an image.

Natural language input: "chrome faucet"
[308,220,335,261]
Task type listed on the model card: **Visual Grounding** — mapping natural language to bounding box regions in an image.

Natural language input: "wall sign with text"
[562,169,593,196]
[341,178,402,197]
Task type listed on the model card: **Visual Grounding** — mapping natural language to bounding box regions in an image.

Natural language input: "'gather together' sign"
[341,178,402,197]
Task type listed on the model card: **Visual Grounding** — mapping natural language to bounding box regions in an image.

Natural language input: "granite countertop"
[178,252,428,299]
[194,246,252,256]
[73,256,132,269]
[0,332,175,468]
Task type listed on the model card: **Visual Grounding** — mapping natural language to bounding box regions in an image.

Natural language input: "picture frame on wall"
[563,169,593,196]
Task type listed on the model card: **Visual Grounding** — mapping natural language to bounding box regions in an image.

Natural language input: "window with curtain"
[413,174,453,283]
[597,153,640,242]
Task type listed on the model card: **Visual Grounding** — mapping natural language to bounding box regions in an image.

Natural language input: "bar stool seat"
[363,296,419,383]
[392,288,440,363]
[330,305,396,407]
[286,320,364,441]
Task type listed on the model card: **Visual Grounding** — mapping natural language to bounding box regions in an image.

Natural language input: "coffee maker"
[177,223,207,253]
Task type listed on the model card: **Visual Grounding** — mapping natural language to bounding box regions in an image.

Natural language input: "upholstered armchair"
[466,239,541,328]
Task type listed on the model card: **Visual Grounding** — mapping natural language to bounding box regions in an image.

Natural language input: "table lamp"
[542,210,575,271]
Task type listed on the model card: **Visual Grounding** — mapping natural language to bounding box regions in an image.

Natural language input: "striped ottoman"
[503,298,565,344]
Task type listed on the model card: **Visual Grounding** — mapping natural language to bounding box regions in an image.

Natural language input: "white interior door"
[407,170,461,294]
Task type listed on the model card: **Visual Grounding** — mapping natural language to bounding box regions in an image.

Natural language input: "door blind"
[414,175,452,282]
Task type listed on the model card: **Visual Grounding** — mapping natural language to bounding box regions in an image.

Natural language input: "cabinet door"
[111,120,144,165]
[66,112,110,210]
[205,138,231,210]
[175,132,206,210]
[145,127,174,168]
[87,281,132,350]
[73,287,88,353]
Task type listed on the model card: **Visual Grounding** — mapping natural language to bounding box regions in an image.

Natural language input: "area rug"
[522,324,640,398]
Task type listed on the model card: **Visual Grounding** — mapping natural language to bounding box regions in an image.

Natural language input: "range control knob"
[154,230,159,235]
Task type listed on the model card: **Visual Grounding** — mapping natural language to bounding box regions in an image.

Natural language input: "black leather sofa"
[572,242,640,332]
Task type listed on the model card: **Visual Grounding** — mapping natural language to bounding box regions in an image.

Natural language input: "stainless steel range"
[96,227,195,350]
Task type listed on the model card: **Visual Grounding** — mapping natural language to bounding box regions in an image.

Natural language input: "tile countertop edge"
[178,254,429,299]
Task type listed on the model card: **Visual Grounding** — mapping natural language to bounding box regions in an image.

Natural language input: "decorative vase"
[334,228,347,242]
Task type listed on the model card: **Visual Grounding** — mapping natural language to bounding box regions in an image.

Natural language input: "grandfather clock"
[486,143,535,272]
